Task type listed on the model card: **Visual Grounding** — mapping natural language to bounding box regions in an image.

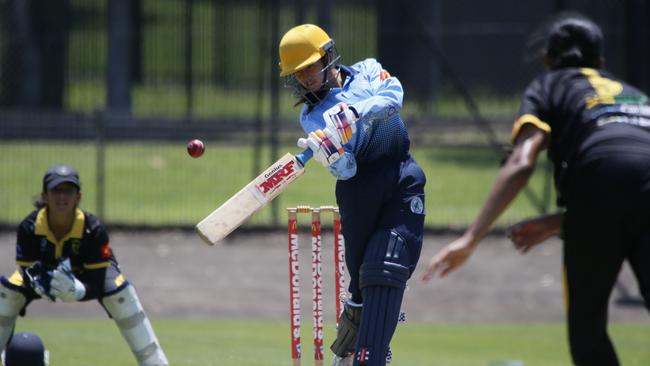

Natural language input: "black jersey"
[512,67,650,205]
[16,208,116,273]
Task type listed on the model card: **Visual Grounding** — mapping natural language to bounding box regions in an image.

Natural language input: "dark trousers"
[335,155,426,303]
[564,152,650,366]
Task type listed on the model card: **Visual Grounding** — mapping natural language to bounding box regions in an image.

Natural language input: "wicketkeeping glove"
[297,128,345,167]
[323,102,358,145]
[24,262,56,302]
[49,258,86,302]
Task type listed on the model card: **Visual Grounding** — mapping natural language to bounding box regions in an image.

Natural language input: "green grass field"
[14,318,649,365]
[0,141,554,228]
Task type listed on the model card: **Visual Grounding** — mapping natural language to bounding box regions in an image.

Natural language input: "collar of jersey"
[338,64,356,89]
[35,208,85,256]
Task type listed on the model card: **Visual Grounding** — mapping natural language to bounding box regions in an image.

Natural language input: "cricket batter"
[0,164,169,366]
[279,24,426,366]
[421,13,650,365]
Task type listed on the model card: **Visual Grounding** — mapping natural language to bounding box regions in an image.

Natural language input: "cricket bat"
[196,149,313,245]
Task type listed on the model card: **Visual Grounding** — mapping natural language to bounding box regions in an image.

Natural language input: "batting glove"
[297,128,344,167]
[323,102,358,145]
[49,259,86,302]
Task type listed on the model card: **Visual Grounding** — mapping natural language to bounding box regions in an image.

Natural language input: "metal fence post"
[95,110,106,221]
[269,0,280,227]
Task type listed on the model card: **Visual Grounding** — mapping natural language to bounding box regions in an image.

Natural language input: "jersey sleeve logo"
[410,196,425,215]
[101,241,111,258]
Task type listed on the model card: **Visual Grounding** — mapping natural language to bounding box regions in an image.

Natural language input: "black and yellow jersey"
[15,208,116,273]
[512,67,650,205]
[5,207,126,300]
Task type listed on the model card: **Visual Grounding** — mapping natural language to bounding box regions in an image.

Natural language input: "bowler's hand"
[421,236,477,281]
[507,214,562,254]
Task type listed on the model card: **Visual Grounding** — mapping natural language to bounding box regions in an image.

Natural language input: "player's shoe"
[331,349,392,365]
[332,354,353,366]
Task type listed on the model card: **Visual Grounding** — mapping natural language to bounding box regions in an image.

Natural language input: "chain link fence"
[1,0,648,229]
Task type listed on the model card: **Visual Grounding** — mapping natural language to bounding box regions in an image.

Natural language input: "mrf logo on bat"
[255,158,301,197]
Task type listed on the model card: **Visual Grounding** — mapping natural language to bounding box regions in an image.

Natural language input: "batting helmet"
[278,24,336,77]
[543,13,603,69]
[1,332,49,366]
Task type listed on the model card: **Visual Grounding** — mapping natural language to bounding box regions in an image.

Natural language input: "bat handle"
[295,148,313,167]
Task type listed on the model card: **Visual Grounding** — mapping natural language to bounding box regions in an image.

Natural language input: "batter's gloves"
[330,302,362,357]
[323,102,358,145]
[297,128,345,167]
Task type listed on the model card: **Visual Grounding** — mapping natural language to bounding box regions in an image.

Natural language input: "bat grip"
[295,148,313,167]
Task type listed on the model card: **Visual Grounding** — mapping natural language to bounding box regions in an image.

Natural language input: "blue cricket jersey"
[299,58,410,179]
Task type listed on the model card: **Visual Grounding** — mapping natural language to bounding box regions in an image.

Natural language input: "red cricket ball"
[187,139,205,158]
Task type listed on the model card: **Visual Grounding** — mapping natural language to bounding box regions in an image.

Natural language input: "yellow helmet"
[279,24,335,77]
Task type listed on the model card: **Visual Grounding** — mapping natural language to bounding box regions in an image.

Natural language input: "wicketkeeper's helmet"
[278,24,336,77]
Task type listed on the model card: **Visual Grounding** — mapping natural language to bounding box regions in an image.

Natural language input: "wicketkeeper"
[0,164,169,365]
